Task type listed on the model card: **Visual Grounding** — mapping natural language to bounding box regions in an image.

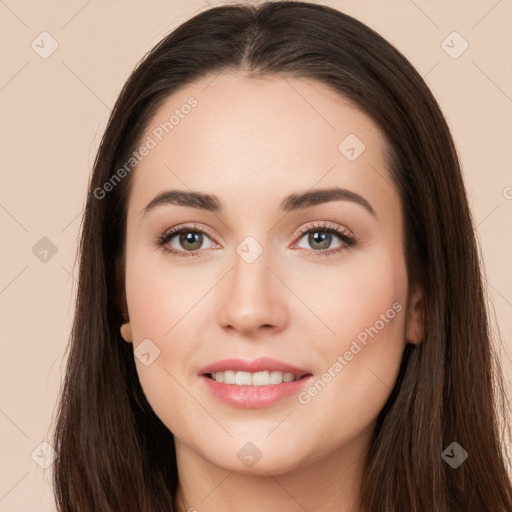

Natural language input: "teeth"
[210,370,298,386]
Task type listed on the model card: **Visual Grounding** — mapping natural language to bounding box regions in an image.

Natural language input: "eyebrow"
[142,186,376,217]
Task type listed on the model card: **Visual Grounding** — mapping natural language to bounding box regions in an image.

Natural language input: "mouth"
[204,370,311,386]
[200,371,314,409]
[198,357,313,407]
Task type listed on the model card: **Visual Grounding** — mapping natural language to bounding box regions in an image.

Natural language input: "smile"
[201,373,313,409]
[207,370,305,385]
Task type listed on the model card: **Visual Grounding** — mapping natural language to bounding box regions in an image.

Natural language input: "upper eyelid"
[297,220,352,235]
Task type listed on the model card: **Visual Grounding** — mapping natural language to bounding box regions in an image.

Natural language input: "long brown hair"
[51,2,512,511]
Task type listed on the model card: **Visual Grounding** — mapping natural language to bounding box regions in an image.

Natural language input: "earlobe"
[405,283,425,345]
[120,322,133,343]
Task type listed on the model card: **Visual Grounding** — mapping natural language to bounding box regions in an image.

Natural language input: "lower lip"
[200,374,313,409]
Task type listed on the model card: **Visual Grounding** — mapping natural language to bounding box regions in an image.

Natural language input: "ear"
[405,282,425,345]
[120,322,133,343]
[115,253,132,344]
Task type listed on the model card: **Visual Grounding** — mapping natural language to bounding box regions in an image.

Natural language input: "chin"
[199,440,309,476]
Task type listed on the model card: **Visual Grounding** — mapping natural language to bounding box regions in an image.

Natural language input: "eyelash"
[155,221,358,259]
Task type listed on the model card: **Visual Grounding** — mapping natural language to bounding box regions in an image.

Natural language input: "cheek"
[124,246,211,425]
[291,245,408,343]
[297,252,408,432]
[124,242,208,338]
[303,325,405,449]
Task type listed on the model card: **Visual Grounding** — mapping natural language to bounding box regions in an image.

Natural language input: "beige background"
[1,0,511,509]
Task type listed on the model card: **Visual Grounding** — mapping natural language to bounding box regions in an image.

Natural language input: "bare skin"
[119,72,424,512]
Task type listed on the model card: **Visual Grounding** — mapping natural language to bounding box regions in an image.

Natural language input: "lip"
[200,374,313,408]
[198,357,311,378]
[198,357,313,409]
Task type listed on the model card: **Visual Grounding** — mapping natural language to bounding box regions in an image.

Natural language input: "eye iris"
[309,231,331,250]
[180,232,202,250]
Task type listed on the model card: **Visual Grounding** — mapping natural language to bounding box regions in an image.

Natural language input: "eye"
[155,221,357,258]
[155,224,217,258]
[294,221,357,256]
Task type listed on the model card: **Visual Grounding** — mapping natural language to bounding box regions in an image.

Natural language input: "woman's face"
[121,72,423,475]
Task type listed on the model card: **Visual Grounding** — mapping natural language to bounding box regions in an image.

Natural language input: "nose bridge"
[218,237,285,333]
[232,243,270,295]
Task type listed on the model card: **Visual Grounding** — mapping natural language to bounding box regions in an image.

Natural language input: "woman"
[51,2,512,511]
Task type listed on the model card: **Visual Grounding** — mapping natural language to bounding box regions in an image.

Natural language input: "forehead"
[128,72,395,218]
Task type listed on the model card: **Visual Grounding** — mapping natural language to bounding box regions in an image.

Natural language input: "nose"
[217,248,287,337]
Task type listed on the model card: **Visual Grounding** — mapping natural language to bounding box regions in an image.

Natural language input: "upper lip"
[199,357,311,378]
